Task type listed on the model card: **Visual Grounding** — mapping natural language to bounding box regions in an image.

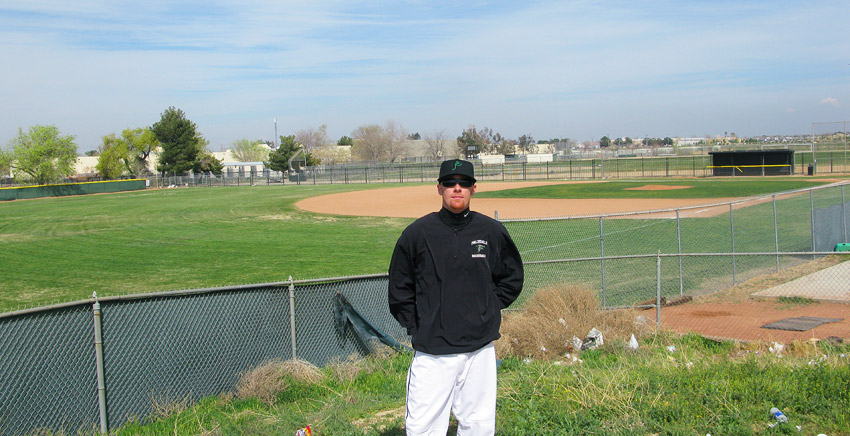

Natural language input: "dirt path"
[658,300,849,342]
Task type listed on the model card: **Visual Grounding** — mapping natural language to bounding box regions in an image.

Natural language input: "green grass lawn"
[476,179,830,199]
[0,177,843,312]
[0,185,413,311]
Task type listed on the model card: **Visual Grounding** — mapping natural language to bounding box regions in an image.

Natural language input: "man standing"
[388,159,524,435]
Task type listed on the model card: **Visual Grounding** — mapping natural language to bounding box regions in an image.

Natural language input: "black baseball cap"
[438,159,476,183]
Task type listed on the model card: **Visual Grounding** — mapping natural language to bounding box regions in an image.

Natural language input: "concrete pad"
[753,261,850,302]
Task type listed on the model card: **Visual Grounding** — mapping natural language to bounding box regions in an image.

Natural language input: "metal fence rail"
[0,183,848,435]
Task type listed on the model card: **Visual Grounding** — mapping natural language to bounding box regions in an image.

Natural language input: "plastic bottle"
[770,407,788,423]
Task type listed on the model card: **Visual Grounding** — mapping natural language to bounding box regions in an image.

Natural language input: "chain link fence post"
[599,217,606,308]
[676,209,683,296]
[730,203,736,285]
[656,251,661,332]
[842,185,847,243]
[773,194,780,270]
[92,292,108,434]
[288,276,298,359]
[810,189,816,257]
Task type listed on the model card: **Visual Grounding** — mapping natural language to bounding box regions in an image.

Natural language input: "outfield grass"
[0,177,843,312]
[0,185,413,311]
[476,179,829,199]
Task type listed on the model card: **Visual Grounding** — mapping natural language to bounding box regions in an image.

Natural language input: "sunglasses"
[440,179,474,188]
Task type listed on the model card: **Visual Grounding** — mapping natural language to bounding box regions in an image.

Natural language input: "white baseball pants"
[404,343,497,436]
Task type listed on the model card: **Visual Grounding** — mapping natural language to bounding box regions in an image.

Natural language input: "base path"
[295,181,738,219]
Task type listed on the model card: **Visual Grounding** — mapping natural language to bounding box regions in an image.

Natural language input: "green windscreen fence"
[0,179,146,201]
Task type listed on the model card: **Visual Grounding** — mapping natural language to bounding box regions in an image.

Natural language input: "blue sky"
[1,0,848,152]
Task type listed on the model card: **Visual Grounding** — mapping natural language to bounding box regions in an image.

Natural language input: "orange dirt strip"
[657,300,849,342]
[295,181,738,219]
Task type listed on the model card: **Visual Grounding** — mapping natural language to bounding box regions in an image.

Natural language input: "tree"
[295,124,331,151]
[231,138,270,162]
[337,136,354,146]
[384,121,409,163]
[266,135,319,171]
[96,127,159,179]
[350,121,409,163]
[493,136,517,155]
[8,125,78,184]
[456,126,487,159]
[194,152,223,174]
[311,145,350,166]
[151,106,213,174]
[85,150,99,157]
[96,134,129,179]
[0,149,13,177]
[600,136,611,148]
[423,130,451,161]
[517,134,536,154]
[408,132,421,140]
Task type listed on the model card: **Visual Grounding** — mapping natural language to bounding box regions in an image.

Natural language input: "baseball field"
[2,176,849,435]
[0,177,837,312]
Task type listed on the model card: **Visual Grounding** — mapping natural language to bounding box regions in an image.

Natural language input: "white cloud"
[820,97,840,107]
[1,0,849,150]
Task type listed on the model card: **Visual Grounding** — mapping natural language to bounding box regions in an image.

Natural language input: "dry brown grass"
[326,353,365,383]
[278,358,324,384]
[235,358,323,405]
[496,283,654,360]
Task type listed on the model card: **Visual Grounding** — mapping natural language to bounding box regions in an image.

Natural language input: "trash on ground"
[581,328,604,350]
[769,342,785,355]
[628,334,639,350]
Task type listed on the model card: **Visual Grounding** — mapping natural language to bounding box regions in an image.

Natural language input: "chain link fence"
[142,150,846,189]
[0,183,848,434]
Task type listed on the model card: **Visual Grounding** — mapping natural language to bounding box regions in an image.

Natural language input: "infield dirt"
[296,181,739,219]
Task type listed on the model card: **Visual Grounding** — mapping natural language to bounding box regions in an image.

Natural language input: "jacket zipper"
[453,229,459,258]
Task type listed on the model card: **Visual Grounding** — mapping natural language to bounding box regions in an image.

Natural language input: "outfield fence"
[1,183,848,435]
[143,150,847,189]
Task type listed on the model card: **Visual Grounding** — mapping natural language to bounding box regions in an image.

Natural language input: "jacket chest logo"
[471,239,488,259]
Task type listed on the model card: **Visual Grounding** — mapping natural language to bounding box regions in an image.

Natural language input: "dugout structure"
[708,150,794,176]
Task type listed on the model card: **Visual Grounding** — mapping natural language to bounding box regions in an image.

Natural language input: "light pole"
[274,118,278,148]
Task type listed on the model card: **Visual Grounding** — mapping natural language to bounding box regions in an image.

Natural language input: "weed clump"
[235,358,323,405]
[497,283,653,360]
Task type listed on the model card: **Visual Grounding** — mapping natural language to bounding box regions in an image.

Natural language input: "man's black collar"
[439,207,472,229]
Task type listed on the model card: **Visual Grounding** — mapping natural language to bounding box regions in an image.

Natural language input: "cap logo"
[452,160,463,171]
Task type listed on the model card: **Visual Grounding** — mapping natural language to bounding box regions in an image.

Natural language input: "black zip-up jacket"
[388,207,524,355]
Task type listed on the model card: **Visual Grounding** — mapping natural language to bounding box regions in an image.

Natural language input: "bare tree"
[423,129,450,161]
[384,120,408,163]
[295,124,331,151]
[351,121,409,163]
[351,124,385,162]
[311,145,351,166]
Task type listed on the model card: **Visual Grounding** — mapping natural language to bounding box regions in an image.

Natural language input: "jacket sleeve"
[492,226,524,309]
[388,232,417,333]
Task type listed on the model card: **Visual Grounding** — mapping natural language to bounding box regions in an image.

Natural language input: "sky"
[1,0,848,153]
